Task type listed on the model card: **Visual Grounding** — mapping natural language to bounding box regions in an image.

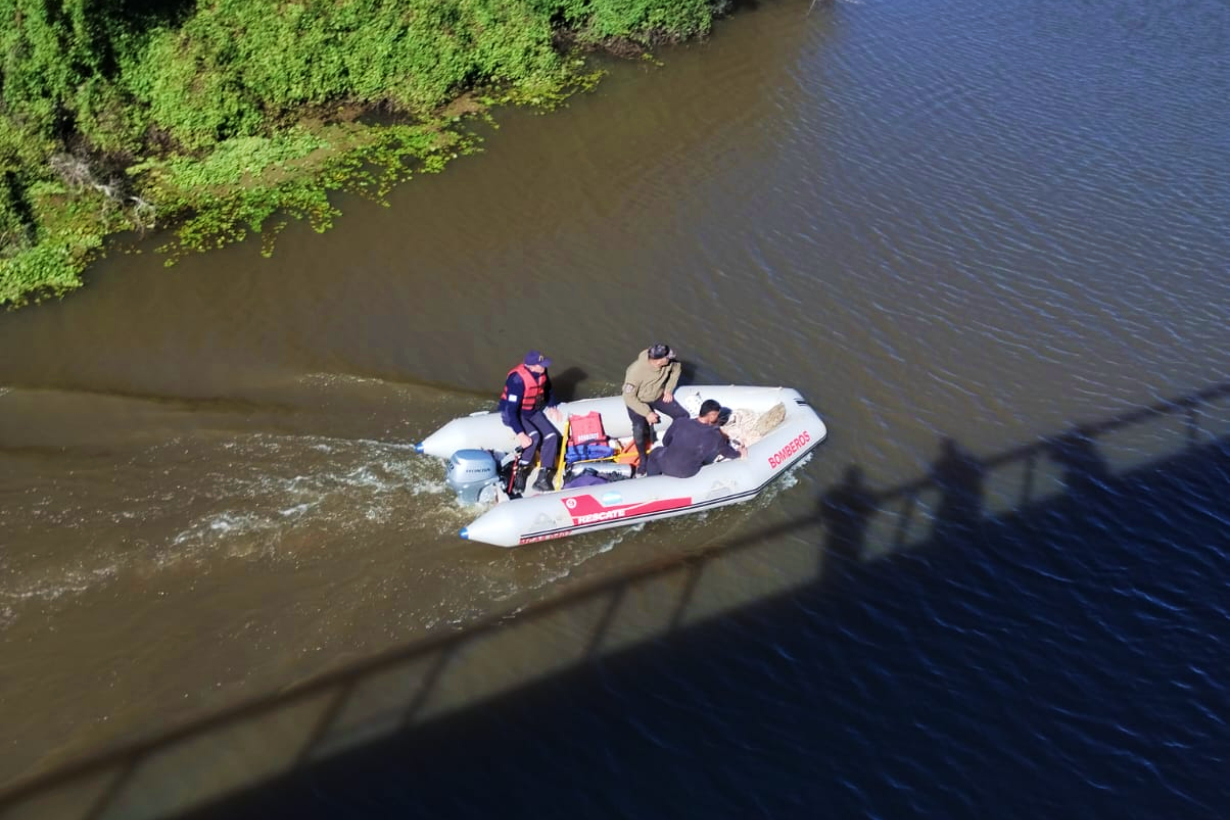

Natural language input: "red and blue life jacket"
[503,364,547,412]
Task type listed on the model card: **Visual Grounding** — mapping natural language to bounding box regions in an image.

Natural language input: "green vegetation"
[0,0,723,307]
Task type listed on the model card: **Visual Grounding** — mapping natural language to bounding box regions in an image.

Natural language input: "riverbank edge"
[0,5,734,311]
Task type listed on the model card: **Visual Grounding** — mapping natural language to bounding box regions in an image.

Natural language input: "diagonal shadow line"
[81,760,138,820]
[667,560,706,632]
[892,491,916,551]
[1,380,1226,819]
[584,587,627,658]
[291,682,358,769]
[401,646,457,729]
[1021,448,1037,506]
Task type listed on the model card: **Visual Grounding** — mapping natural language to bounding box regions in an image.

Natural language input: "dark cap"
[523,350,552,368]
[647,343,675,360]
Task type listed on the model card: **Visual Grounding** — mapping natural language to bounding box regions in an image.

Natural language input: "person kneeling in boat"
[645,399,747,479]
[500,350,561,494]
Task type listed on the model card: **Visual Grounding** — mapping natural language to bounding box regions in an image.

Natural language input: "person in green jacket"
[622,343,688,475]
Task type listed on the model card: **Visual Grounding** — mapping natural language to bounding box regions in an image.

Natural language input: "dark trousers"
[518,410,561,468]
[627,399,688,466]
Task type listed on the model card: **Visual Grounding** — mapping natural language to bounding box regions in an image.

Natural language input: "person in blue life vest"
[500,350,561,494]
[645,399,747,479]
[623,342,689,476]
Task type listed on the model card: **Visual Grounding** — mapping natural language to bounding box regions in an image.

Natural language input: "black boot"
[510,463,530,498]
[532,466,556,492]
[635,440,650,477]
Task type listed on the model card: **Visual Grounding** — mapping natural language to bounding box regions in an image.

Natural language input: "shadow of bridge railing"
[845,381,1230,561]
[2,381,1228,820]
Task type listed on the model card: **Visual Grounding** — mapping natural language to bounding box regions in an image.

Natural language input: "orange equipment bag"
[614,440,641,467]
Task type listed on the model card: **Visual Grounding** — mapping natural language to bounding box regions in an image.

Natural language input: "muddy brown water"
[1,0,1228,789]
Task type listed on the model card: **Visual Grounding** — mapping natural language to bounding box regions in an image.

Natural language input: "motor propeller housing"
[446,449,502,504]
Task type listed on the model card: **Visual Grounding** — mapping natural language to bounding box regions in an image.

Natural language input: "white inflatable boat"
[416,385,827,547]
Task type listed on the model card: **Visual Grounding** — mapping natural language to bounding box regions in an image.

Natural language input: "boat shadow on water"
[3,383,1229,820]
[544,366,589,402]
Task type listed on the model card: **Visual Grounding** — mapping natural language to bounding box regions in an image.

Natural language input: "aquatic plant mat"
[0,0,721,308]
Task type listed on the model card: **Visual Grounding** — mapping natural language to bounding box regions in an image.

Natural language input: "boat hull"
[417,386,826,547]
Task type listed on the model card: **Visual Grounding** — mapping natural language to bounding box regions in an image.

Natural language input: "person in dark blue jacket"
[645,399,746,479]
[500,350,561,494]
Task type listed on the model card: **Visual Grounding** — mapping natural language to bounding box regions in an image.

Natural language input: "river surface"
[2,0,1229,808]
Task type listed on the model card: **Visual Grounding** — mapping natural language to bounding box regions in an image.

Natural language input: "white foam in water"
[575,521,648,564]
[7,421,673,623]
[351,437,420,452]
[743,453,813,509]
[166,511,280,561]
[279,502,317,518]
[0,565,119,615]
[299,372,382,387]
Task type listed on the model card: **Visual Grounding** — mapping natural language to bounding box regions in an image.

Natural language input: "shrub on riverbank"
[0,0,720,307]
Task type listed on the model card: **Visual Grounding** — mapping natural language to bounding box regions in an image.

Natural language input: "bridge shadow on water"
[3,384,1230,819]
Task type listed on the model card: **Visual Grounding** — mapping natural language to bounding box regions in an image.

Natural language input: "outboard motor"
[446,449,502,504]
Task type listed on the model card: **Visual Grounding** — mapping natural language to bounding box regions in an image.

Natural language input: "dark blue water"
[185,403,1230,818]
